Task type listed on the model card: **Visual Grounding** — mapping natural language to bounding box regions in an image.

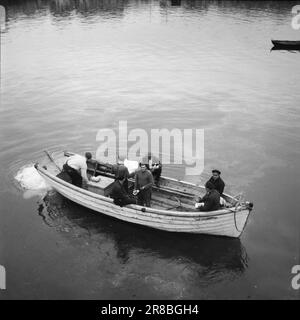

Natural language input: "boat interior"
[49,151,237,212]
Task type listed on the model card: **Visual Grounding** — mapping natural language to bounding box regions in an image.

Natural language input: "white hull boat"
[35,151,254,238]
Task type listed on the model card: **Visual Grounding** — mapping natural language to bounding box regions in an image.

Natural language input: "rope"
[233,204,243,233]
[233,195,243,233]
[174,196,181,207]
[166,196,182,211]
[44,150,62,172]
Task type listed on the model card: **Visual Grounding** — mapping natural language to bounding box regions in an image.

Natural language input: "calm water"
[0,0,300,299]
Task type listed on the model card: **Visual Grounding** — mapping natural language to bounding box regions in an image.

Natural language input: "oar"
[44,150,62,172]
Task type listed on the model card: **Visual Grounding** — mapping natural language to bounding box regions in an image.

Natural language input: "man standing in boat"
[134,163,154,207]
[195,181,220,211]
[141,153,162,186]
[63,152,91,188]
[206,169,225,195]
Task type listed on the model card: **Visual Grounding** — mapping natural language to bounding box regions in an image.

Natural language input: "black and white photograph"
[0,0,299,304]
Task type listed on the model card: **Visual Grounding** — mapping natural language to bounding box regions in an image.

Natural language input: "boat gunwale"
[36,164,247,218]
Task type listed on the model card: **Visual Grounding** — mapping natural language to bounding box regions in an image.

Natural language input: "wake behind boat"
[35,151,254,238]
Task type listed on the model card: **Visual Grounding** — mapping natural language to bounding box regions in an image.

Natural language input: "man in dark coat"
[110,177,136,207]
[206,169,225,195]
[196,181,220,212]
[111,161,131,192]
[134,163,154,207]
[141,153,162,186]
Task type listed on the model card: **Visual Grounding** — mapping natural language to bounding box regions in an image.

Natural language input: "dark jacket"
[199,189,220,212]
[134,169,154,191]
[110,180,135,207]
[207,176,225,195]
[111,164,130,180]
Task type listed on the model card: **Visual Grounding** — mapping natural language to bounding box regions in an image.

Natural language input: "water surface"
[0,0,299,299]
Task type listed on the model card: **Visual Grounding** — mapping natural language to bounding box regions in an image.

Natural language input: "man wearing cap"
[134,163,154,207]
[206,169,225,195]
[63,152,92,188]
[141,153,162,186]
[195,181,220,211]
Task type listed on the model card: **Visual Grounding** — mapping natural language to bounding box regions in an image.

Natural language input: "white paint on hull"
[38,168,251,238]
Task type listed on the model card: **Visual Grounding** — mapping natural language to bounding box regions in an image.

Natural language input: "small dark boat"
[271,40,300,49]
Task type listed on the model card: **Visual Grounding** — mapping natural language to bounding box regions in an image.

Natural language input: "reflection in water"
[160,0,182,7]
[1,0,129,23]
[2,0,298,19]
[171,0,182,6]
[3,0,129,16]
[40,191,248,293]
[49,0,129,17]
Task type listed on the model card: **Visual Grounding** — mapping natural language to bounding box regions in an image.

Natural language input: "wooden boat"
[35,151,254,238]
[271,40,300,49]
